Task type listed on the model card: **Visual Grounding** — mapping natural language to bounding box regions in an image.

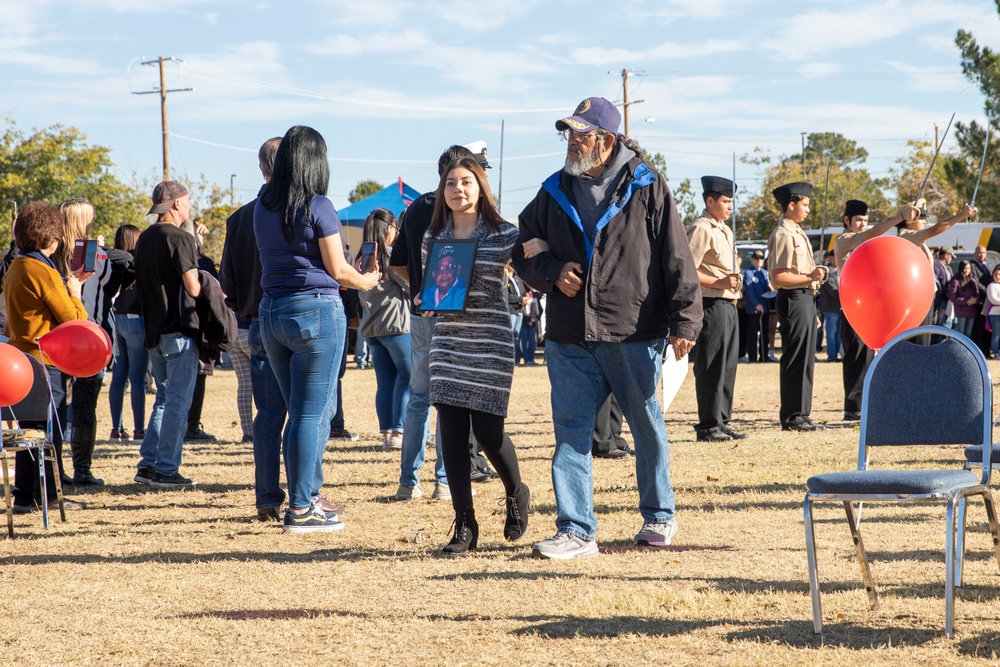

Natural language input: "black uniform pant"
[693,298,739,431]
[839,309,872,414]
[592,393,628,455]
[745,311,769,362]
[777,289,816,424]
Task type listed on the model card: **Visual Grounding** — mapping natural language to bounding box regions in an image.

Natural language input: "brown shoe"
[314,496,345,516]
[256,507,282,522]
[59,498,87,511]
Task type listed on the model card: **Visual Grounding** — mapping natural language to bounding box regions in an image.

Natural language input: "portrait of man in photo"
[421,242,475,312]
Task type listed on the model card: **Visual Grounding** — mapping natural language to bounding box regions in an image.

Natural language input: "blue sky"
[2,0,997,220]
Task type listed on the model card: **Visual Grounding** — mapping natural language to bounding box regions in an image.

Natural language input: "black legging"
[436,404,521,513]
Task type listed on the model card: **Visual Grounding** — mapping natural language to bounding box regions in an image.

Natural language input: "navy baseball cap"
[555,97,621,134]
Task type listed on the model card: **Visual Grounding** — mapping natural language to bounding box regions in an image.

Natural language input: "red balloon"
[0,343,34,406]
[38,320,112,377]
[840,235,936,350]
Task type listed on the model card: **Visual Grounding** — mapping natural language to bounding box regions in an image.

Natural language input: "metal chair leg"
[45,444,66,522]
[844,501,879,610]
[36,445,49,529]
[981,489,1000,573]
[945,496,958,638]
[804,496,823,634]
[1,455,12,538]
[955,496,968,588]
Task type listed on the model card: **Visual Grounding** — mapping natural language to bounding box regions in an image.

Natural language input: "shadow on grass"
[512,616,731,639]
[175,608,370,621]
[0,546,426,566]
[725,619,942,649]
[955,630,1000,658]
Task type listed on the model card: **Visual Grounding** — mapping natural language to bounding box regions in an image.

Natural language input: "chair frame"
[0,354,66,538]
[804,325,1000,638]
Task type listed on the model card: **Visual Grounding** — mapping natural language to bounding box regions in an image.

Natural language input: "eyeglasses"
[560,129,601,142]
[435,264,457,274]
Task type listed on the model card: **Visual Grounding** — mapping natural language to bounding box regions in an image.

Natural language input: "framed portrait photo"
[420,239,478,312]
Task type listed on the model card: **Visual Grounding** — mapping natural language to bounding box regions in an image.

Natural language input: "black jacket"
[389,192,435,315]
[180,270,238,367]
[512,154,702,344]
[218,186,266,320]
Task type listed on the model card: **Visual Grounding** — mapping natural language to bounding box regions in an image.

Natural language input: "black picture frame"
[419,239,478,312]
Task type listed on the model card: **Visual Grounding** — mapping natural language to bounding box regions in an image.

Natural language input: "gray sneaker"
[634,519,678,547]
[431,482,451,500]
[395,483,423,500]
[531,532,599,560]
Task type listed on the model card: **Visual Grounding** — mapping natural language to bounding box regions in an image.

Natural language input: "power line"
[131,56,193,180]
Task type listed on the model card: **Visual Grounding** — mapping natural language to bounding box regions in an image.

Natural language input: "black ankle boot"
[443,508,478,555]
[503,483,530,541]
[71,424,104,486]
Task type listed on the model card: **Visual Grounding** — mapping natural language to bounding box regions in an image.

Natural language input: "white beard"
[564,147,602,176]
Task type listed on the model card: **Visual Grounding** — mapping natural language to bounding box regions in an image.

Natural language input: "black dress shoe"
[504,484,530,541]
[593,447,630,459]
[696,427,733,442]
[720,424,748,440]
[843,411,861,421]
[443,508,478,555]
[782,417,820,432]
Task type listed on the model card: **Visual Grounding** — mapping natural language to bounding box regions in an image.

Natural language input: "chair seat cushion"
[807,469,979,495]
[964,444,1000,464]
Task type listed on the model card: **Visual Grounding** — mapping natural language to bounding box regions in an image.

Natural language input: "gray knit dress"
[424,218,519,417]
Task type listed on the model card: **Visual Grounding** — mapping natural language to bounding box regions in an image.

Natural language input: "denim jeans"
[249,319,287,510]
[991,315,1000,357]
[109,314,149,432]
[139,332,198,475]
[260,293,345,511]
[368,333,412,433]
[518,324,537,365]
[355,334,369,367]
[545,339,675,540]
[330,330,348,431]
[399,315,446,487]
[954,316,976,338]
[822,311,841,360]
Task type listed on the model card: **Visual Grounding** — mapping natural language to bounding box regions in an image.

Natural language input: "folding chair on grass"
[804,325,1000,638]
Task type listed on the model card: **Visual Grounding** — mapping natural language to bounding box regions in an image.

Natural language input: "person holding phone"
[417,156,528,555]
[357,208,411,451]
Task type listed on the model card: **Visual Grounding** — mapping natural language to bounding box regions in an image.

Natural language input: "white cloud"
[426,0,543,31]
[623,0,754,22]
[567,39,744,66]
[884,60,969,94]
[305,30,432,57]
[314,0,412,27]
[797,62,841,79]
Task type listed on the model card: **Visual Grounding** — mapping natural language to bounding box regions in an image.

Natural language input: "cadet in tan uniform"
[834,200,918,420]
[687,176,745,442]
[767,182,827,431]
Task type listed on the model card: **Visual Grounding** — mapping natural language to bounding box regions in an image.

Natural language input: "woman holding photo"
[418,156,528,555]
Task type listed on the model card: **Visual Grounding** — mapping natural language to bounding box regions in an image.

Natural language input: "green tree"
[187,177,238,263]
[639,148,697,224]
[0,119,148,246]
[950,16,1000,219]
[738,133,890,240]
[893,139,964,216]
[348,179,384,204]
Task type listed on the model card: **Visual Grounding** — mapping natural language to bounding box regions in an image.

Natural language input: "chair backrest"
[0,353,51,423]
[859,326,992,481]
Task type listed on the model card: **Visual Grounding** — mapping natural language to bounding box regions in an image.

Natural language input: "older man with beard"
[513,96,702,560]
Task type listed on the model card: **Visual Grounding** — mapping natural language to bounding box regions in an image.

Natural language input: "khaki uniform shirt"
[834,231,865,268]
[687,210,739,299]
[767,218,819,291]
[897,227,935,267]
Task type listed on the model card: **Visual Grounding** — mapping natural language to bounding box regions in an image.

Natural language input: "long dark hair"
[428,157,503,237]
[362,208,395,277]
[957,260,972,286]
[261,125,330,242]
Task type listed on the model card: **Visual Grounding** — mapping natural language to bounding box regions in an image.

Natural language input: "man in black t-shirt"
[134,180,202,490]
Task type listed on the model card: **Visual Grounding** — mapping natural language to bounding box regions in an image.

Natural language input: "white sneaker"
[531,532,599,560]
[395,484,423,500]
[431,482,451,500]
[634,519,678,547]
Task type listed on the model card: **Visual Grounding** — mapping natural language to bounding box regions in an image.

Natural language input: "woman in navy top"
[254,125,380,533]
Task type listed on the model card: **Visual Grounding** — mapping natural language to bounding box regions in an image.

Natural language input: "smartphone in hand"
[71,239,99,272]
[360,241,377,274]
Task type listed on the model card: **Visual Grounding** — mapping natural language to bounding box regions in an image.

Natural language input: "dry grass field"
[3,351,1000,666]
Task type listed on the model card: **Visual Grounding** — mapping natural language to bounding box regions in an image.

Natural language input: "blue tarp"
[337,178,422,227]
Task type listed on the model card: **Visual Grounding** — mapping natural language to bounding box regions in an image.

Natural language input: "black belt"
[781,288,810,295]
[703,297,737,305]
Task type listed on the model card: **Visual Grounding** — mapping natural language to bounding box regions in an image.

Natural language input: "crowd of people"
[0,95,988,558]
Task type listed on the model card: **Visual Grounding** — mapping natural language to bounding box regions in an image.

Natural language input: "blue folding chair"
[804,326,1000,638]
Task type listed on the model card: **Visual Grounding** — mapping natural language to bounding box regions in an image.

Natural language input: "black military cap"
[772,181,812,208]
[701,175,736,198]
[843,200,868,218]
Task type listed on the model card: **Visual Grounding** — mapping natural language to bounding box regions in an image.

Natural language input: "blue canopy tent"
[338,178,421,256]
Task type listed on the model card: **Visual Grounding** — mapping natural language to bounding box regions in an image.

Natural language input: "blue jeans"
[139,332,198,475]
[519,324,537,364]
[355,334,369,367]
[954,316,976,338]
[109,314,149,432]
[991,315,1000,357]
[545,339,675,540]
[260,293,345,511]
[822,311,841,360]
[368,333,411,433]
[399,315,446,487]
[249,319,287,510]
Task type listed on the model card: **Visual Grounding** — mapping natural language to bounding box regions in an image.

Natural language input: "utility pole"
[230,174,237,206]
[609,69,644,137]
[800,132,807,174]
[132,56,193,181]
